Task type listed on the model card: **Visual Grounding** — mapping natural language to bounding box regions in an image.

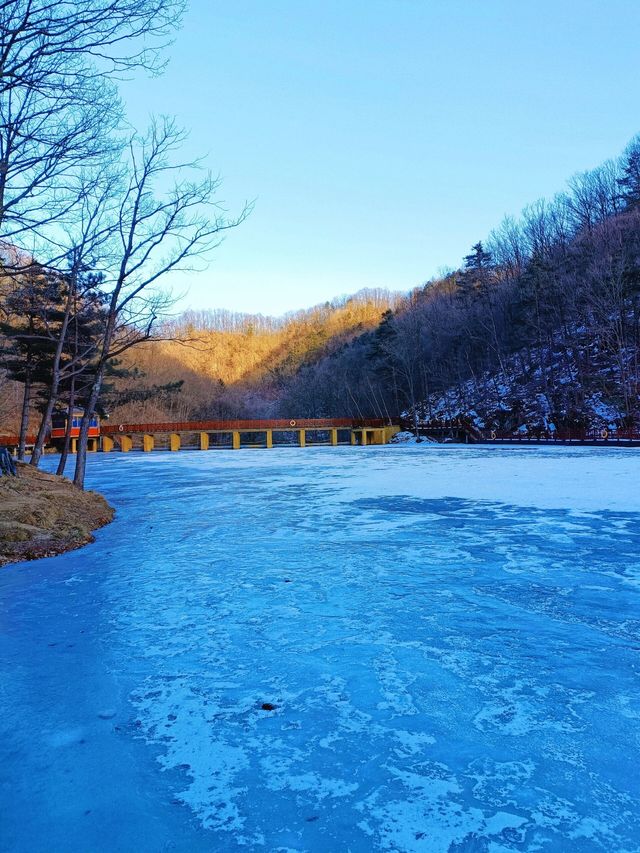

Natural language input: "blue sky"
[120,0,640,315]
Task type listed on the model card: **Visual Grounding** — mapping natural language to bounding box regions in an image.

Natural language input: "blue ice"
[1,446,639,852]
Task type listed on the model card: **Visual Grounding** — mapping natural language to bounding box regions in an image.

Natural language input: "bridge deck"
[0,419,400,454]
[101,418,386,435]
[100,420,398,452]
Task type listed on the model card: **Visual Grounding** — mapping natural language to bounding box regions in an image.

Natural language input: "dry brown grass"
[0,463,114,566]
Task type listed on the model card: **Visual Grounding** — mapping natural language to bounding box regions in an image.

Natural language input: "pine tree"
[457,242,493,299]
[617,140,640,209]
[464,242,493,272]
[0,269,64,458]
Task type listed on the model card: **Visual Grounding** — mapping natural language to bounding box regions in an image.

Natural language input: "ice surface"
[1,445,639,852]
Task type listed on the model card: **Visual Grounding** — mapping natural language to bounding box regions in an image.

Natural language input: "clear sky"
[119,0,640,316]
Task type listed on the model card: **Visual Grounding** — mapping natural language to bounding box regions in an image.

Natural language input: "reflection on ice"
[1,445,639,852]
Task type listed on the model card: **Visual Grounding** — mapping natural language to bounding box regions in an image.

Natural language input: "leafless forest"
[12,135,638,435]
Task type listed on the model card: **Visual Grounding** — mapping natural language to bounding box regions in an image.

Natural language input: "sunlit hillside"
[107,288,402,423]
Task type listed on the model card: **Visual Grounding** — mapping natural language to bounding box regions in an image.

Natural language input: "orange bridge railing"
[101,418,387,435]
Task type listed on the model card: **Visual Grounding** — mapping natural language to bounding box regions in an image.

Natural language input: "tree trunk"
[29,385,59,467]
[17,370,31,461]
[56,380,76,477]
[73,365,104,489]
[30,277,74,467]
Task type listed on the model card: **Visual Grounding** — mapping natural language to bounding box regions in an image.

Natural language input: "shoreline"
[0,463,114,567]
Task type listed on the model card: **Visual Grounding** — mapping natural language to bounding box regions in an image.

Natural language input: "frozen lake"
[1,446,640,852]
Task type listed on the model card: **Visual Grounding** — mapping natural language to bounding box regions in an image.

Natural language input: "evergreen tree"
[464,241,493,272]
[617,139,640,209]
[0,269,65,458]
[457,242,493,298]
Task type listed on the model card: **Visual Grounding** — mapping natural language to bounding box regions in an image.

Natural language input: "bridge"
[5,417,637,455]
[0,419,401,454]
[99,419,400,453]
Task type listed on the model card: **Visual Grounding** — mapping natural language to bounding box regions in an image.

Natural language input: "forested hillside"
[105,289,400,422]
[2,136,639,435]
[288,136,640,433]
[111,135,640,433]
[0,289,400,428]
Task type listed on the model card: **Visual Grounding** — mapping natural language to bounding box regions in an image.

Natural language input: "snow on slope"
[413,335,638,434]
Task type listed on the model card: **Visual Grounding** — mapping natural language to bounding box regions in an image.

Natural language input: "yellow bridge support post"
[330,428,338,446]
[298,429,306,448]
[71,438,77,454]
[199,432,209,451]
[384,425,400,442]
[350,430,357,446]
[232,431,241,450]
[119,435,132,453]
[143,434,154,452]
[366,429,383,445]
[169,433,181,452]
[361,431,368,447]
[101,436,114,453]
[266,429,273,449]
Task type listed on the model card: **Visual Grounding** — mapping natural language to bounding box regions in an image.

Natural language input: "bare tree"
[1,1,185,92]
[565,160,622,234]
[73,118,250,488]
[0,0,186,251]
[29,172,118,466]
